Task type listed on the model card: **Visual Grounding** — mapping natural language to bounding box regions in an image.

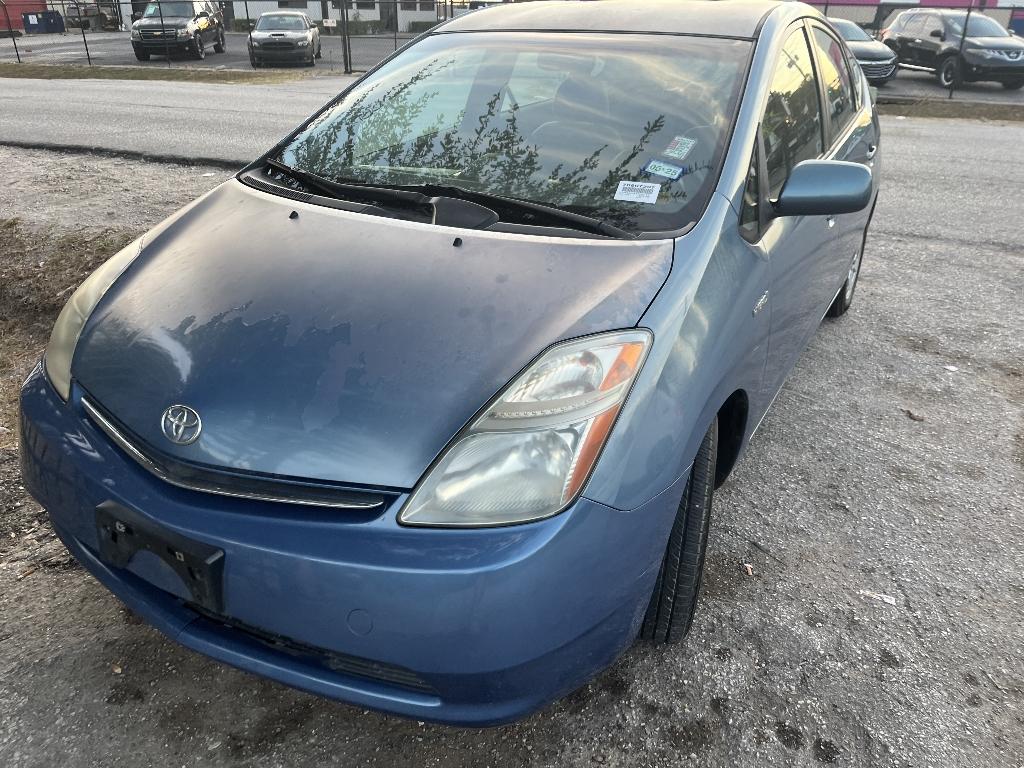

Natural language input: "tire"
[192,33,205,60]
[826,226,869,319]
[214,29,225,53]
[134,49,150,62]
[640,418,718,644]
[1002,79,1024,91]
[250,55,259,68]
[936,56,958,87]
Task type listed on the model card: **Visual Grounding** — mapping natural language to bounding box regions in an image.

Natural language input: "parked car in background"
[130,0,225,61]
[249,10,321,67]
[249,11,321,68]
[22,0,879,726]
[830,17,898,85]
[881,9,1024,89]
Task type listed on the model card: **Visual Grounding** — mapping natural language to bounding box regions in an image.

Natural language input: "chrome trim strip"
[81,398,384,511]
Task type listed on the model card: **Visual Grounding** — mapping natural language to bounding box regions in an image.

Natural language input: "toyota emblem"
[161,404,202,446]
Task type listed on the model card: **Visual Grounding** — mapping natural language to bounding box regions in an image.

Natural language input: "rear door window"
[763,27,823,201]
[810,27,856,147]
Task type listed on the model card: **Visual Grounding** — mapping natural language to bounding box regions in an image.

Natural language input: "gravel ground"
[1,116,1022,767]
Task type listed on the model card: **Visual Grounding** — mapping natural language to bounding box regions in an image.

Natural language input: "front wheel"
[133,48,150,61]
[213,29,225,53]
[640,418,718,644]
[1002,79,1024,91]
[936,56,958,87]
[192,33,205,60]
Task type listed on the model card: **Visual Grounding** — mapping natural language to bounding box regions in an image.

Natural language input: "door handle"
[866,144,878,159]
[827,216,836,229]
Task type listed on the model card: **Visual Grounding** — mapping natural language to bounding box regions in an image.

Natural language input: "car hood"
[846,39,895,61]
[251,30,311,40]
[134,17,189,27]
[72,180,673,490]
[965,35,1024,51]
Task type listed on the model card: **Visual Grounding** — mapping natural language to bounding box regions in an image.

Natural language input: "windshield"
[256,14,306,31]
[278,32,750,234]
[143,1,193,17]
[830,18,872,42]
[948,14,1009,38]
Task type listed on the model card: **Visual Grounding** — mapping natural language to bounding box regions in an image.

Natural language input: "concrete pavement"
[0,30,412,72]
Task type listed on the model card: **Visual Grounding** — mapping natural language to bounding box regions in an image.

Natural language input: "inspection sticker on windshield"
[644,159,684,180]
[663,136,697,161]
[614,181,661,205]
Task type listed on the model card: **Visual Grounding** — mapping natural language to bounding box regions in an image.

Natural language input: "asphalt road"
[0,75,358,164]
[0,30,413,72]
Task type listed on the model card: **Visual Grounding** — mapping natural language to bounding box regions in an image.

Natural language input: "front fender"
[583,194,770,511]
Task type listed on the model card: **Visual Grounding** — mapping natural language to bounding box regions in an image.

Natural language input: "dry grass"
[0,62,309,84]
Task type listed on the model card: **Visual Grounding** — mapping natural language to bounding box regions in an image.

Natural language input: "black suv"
[881,10,1024,90]
[131,0,226,61]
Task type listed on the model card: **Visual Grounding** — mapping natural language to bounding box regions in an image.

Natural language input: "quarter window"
[763,28,823,201]
[739,141,761,241]
[810,28,856,147]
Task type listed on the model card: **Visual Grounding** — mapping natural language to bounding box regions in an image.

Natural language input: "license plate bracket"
[95,501,224,613]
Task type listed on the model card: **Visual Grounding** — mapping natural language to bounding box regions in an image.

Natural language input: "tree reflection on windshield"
[280,32,749,232]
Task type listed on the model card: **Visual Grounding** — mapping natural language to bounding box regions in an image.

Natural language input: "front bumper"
[249,45,310,63]
[960,51,1024,81]
[18,364,682,725]
[133,38,193,52]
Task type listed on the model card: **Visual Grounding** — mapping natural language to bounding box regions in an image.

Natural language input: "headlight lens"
[44,239,143,401]
[297,39,309,47]
[177,27,190,38]
[131,28,140,39]
[399,330,652,527]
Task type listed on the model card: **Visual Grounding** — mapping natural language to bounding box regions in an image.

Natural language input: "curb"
[0,140,246,169]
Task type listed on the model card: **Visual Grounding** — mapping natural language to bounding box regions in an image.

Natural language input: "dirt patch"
[877,98,1024,122]
[0,62,309,84]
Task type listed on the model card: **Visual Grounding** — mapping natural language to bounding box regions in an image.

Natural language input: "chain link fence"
[2,0,1022,98]
[0,0,492,69]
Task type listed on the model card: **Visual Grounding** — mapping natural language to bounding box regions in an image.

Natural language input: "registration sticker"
[644,159,684,180]
[663,136,697,161]
[614,181,661,205]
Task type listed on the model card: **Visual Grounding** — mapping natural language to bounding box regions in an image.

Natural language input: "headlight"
[249,39,260,47]
[177,27,190,38]
[44,239,143,401]
[130,28,141,39]
[399,330,652,527]
[297,39,309,47]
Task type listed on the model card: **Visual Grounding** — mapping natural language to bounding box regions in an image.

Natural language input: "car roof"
[259,10,306,16]
[440,0,814,40]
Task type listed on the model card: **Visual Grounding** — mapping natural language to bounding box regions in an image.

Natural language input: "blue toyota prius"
[20,0,880,725]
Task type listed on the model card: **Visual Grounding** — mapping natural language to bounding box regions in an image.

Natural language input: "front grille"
[262,40,296,49]
[139,29,177,40]
[188,604,438,696]
[859,60,897,79]
[81,396,391,512]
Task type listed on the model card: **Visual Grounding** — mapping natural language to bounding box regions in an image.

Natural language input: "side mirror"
[773,160,872,218]
[929,29,944,39]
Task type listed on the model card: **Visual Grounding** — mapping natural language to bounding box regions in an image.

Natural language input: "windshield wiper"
[263,160,634,238]
[264,158,430,207]
[401,184,636,239]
